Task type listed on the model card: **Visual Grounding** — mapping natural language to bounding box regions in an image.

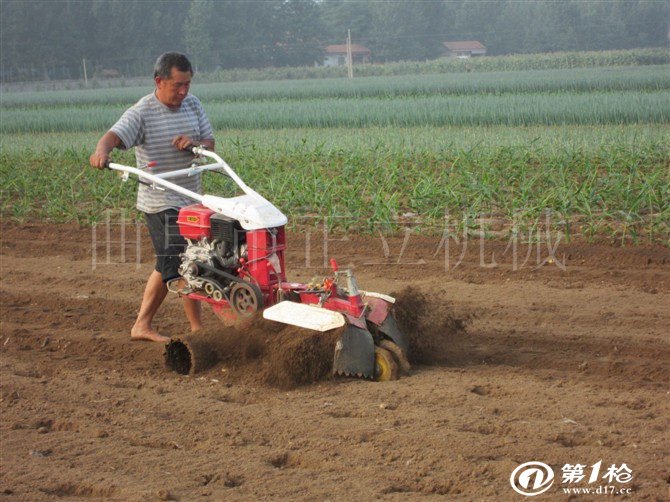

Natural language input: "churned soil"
[1,222,668,500]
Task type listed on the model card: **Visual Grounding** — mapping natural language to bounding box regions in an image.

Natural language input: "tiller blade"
[333,324,375,379]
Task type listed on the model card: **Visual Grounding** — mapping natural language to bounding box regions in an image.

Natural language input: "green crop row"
[2,125,668,243]
[3,65,668,108]
[203,92,670,129]
[3,124,666,156]
[2,91,668,134]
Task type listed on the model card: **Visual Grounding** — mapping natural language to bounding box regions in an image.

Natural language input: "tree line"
[1,0,668,82]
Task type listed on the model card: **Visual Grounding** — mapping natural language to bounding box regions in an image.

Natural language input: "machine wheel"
[212,289,224,302]
[374,347,399,381]
[378,339,411,374]
[204,282,215,296]
[229,282,263,318]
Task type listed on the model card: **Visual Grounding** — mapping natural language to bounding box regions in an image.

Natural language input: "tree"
[320,0,374,44]
[184,0,215,71]
[1,0,669,82]
[451,0,501,50]
[271,0,324,66]
[489,1,530,55]
[369,0,446,62]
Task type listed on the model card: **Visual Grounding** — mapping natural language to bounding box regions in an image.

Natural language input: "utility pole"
[346,29,353,79]
[82,58,88,86]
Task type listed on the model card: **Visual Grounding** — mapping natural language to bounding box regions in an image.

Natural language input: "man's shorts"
[144,209,186,283]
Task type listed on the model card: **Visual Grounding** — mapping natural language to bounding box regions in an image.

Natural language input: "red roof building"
[443,41,487,58]
[323,44,371,66]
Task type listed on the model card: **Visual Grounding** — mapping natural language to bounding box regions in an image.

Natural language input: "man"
[90,52,215,343]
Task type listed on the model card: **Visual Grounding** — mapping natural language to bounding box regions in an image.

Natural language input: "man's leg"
[139,208,204,340]
[131,269,170,342]
[183,296,203,332]
[133,209,178,342]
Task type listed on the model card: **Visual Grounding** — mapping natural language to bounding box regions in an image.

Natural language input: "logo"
[186,216,199,223]
[510,461,555,496]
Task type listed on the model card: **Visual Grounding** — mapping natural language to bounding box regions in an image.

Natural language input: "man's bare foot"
[130,325,170,343]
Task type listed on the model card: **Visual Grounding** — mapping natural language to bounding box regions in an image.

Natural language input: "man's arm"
[90,131,123,169]
[173,97,215,152]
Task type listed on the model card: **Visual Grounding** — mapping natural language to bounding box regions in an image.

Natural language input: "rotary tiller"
[107,147,409,380]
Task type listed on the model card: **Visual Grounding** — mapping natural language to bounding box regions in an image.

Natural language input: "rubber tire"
[374,347,399,381]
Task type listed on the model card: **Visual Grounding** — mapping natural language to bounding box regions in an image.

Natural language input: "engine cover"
[177,204,216,241]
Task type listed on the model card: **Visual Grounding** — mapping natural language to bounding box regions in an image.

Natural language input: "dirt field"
[1,222,668,501]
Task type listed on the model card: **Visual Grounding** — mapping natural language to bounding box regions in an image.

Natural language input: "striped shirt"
[111,92,214,213]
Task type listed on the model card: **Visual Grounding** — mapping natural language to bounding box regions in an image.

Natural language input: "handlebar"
[97,144,288,231]
[101,145,260,200]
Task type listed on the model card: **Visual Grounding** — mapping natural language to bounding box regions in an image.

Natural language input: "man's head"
[153,52,193,108]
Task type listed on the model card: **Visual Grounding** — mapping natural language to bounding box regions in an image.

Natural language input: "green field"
[1,57,669,243]
[3,65,669,107]
[2,66,669,132]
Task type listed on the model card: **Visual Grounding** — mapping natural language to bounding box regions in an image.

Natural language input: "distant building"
[443,41,487,58]
[323,44,371,67]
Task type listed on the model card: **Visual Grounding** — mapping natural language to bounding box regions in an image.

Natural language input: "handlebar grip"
[191,144,209,155]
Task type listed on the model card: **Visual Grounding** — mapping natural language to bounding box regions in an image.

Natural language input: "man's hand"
[89,151,110,169]
[90,131,122,170]
[172,135,196,151]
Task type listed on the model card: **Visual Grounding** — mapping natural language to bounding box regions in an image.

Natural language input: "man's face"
[155,67,192,108]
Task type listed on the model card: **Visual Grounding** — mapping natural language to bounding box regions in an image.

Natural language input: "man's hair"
[153,52,193,79]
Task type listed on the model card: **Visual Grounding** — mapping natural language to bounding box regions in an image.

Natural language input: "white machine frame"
[107,147,287,230]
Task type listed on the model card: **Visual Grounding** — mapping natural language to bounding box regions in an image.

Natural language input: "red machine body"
[245,225,287,297]
[174,203,291,321]
[173,203,368,324]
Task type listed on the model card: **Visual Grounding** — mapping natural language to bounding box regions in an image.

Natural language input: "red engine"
[177,205,215,241]
[172,204,286,321]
